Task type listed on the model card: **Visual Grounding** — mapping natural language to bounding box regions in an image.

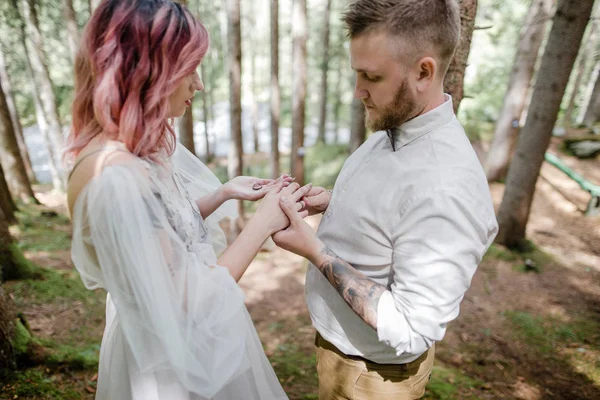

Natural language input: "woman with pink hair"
[66,1,303,398]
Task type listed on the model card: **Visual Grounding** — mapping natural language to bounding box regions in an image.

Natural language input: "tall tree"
[316,0,332,145]
[444,0,478,114]
[179,107,196,156]
[199,63,212,162]
[564,1,600,128]
[227,0,244,223]
[484,0,553,182]
[349,98,366,153]
[0,78,37,204]
[579,64,600,127]
[21,0,64,162]
[0,45,35,183]
[496,0,595,249]
[0,163,17,225]
[270,0,281,178]
[291,0,307,185]
[63,0,79,63]
[249,0,260,154]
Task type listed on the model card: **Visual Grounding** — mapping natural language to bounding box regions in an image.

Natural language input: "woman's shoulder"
[67,144,149,215]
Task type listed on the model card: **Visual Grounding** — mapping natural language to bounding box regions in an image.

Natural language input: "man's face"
[350,30,421,131]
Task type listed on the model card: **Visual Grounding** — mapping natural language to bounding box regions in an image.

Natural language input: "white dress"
[70,145,288,400]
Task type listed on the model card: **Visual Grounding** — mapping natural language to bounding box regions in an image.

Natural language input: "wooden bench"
[544,152,600,217]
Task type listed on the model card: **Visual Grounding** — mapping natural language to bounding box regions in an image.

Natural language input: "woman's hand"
[223,175,294,201]
[252,182,312,236]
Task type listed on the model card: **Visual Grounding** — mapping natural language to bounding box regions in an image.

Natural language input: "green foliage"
[39,339,100,370]
[11,267,95,306]
[270,342,318,398]
[2,369,82,400]
[305,143,348,189]
[12,318,33,356]
[13,207,71,253]
[484,243,519,262]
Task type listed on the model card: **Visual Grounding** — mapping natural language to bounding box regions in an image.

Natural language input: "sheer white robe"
[70,145,288,400]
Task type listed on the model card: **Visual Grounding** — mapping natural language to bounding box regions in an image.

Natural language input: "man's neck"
[418,91,446,117]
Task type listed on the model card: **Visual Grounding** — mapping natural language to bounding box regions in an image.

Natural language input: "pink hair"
[65,0,209,161]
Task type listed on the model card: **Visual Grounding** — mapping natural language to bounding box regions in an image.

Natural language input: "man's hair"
[343,0,460,76]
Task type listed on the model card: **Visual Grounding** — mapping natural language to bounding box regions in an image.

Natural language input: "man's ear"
[415,56,437,93]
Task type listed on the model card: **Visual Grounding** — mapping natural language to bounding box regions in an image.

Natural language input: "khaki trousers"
[315,333,434,399]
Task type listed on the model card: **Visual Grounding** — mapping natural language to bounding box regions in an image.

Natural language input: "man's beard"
[365,79,419,132]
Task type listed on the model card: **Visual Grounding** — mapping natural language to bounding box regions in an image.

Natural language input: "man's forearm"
[315,247,387,330]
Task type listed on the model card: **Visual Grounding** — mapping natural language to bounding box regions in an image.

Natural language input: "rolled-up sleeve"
[376,187,498,356]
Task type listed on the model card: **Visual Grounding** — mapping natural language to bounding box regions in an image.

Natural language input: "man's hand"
[301,186,332,216]
[272,196,324,263]
[223,175,293,202]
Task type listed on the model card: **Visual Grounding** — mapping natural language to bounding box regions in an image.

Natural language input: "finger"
[265,178,286,194]
[257,178,274,185]
[291,183,313,202]
[295,200,305,212]
[303,190,327,206]
[298,210,309,219]
[280,196,302,224]
[281,182,301,195]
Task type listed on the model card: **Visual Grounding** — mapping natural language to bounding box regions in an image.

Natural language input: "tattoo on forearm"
[317,247,387,330]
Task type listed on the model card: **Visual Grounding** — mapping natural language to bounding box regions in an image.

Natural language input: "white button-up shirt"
[306,95,498,364]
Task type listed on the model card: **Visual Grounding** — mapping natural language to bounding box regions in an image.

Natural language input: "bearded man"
[271,0,499,399]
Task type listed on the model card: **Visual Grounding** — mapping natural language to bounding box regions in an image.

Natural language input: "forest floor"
[1,138,599,400]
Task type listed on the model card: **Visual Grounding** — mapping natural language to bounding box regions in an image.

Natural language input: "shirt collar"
[388,94,455,151]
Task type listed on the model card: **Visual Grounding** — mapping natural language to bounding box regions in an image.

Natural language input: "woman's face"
[168,69,203,118]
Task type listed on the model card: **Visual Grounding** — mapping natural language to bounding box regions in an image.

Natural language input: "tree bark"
[227,0,244,224]
[0,164,17,225]
[0,79,37,204]
[316,0,332,145]
[199,64,212,163]
[179,107,196,156]
[0,46,35,183]
[580,63,600,127]
[444,0,478,114]
[564,1,600,128]
[249,0,260,154]
[21,0,65,166]
[496,0,595,249]
[484,0,553,182]
[270,0,281,178]
[11,0,63,192]
[349,98,366,153]
[63,0,79,64]
[291,0,307,185]
[0,281,17,373]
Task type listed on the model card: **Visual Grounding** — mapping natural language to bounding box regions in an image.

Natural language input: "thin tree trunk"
[270,0,281,178]
[11,3,63,192]
[291,0,307,185]
[0,164,17,225]
[496,0,595,249]
[564,1,600,128]
[444,0,478,114]
[63,0,79,64]
[227,0,244,227]
[199,64,212,163]
[179,106,196,156]
[249,1,260,154]
[580,62,600,126]
[0,79,37,204]
[0,47,35,183]
[21,0,64,183]
[317,0,332,145]
[484,0,553,182]
[349,98,366,153]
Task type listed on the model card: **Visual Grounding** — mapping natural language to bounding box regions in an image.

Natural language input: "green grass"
[424,365,483,399]
[504,311,600,355]
[483,242,554,274]
[270,343,318,399]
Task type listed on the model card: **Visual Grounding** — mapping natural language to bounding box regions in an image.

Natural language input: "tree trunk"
[444,0,478,114]
[580,63,600,127]
[0,46,35,183]
[199,64,212,163]
[564,1,600,128]
[316,0,332,145]
[0,281,17,373]
[291,0,307,185]
[90,0,100,13]
[0,79,37,204]
[11,0,63,192]
[63,0,79,64]
[179,107,196,156]
[349,98,366,153]
[484,0,553,182]
[21,0,65,165]
[0,164,17,225]
[249,1,260,154]
[270,0,281,178]
[496,0,595,249]
[227,0,244,226]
